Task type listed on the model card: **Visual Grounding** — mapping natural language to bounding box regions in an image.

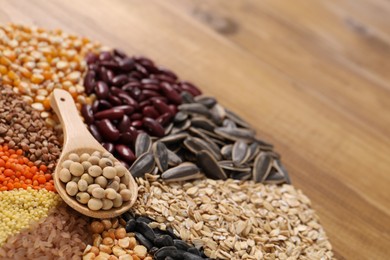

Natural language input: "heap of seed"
[0,23,100,124]
[133,175,333,260]
[0,86,61,172]
[0,188,61,246]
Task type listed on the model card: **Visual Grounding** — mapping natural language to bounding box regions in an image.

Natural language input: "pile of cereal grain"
[134,175,333,260]
[0,203,91,259]
[0,86,61,172]
[0,188,60,245]
[0,24,100,123]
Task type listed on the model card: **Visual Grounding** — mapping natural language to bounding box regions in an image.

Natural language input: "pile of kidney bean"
[81,50,201,167]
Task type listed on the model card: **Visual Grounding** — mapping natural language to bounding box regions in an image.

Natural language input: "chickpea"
[80,153,91,162]
[59,168,71,183]
[87,184,100,194]
[81,173,94,185]
[82,161,92,171]
[89,165,103,177]
[61,159,73,169]
[69,162,84,176]
[76,192,90,204]
[103,166,116,179]
[115,165,127,177]
[78,179,88,192]
[66,181,78,196]
[88,198,103,211]
[105,188,117,200]
[113,193,123,208]
[120,189,132,202]
[88,155,100,165]
[102,199,113,210]
[92,187,105,199]
[68,153,80,162]
[99,158,114,169]
[95,176,108,188]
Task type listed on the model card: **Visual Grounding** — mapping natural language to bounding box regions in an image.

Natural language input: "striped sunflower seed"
[196,150,227,180]
[153,141,169,172]
[135,132,152,157]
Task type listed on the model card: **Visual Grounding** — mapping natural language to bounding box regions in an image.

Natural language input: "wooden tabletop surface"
[1,0,389,259]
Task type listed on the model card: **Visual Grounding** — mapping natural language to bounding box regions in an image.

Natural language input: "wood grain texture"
[1,0,389,259]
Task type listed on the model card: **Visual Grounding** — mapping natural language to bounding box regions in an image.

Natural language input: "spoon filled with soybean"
[50,89,138,219]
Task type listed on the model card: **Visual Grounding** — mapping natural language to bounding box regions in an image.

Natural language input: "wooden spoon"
[50,89,138,219]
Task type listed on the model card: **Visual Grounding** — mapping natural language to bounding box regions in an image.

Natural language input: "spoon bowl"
[50,89,138,219]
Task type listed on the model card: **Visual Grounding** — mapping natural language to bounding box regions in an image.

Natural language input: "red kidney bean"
[94,108,124,120]
[96,81,109,99]
[159,68,178,80]
[141,78,159,85]
[119,57,135,71]
[85,52,98,65]
[89,124,103,143]
[131,120,143,129]
[129,71,143,79]
[117,92,138,108]
[142,84,160,91]
[122,81,141,90]
[179,81,202,96]
[142,106,160,119]
[108,95,122,106]
[150,96,168,104]
[92,100,99,113]
[139,100,151,110]
[100,61,119,70]
[142,117,164,137]
[124,86,142,100]
[115,144,136,163]
[113,49,127,58]
[151,99,171,115]
[98,100,112,111]
[110,87,127,97]
[119,132,133,145]
[168,104,178,114]
[96,119,120,142]
[130,113,143,120]
[160,83,182,105]
[137,57,154,66]
[99,51,112,61]
[99,67,109,82]
[114,105,134,115]
[106,70,115,83]
[81,104,94,124]
[112,74,129,86]
[157,112,173,126]
[84,71,96,95]
[118,115,132,133]
[142,89,160,99]
[103,143,115,153]
[155,74,176,84]
[135,64,148,75]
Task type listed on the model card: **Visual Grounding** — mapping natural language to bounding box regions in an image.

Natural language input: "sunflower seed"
[232,140,249,166]
[273,159,291,184]
[164,123,174,135]
[209,103,225,125]
[180,91,195,103]
[246,142,260,162]
[256,138,274,151]
[225,109,251,128]
[167,149,183,166]
[135,132,152,157]
[183,137,221,160]
[188,128,222,159]
[171,119,191,134]
[230,171,252,180]
[178,103,211,118]
[221,145,233,160]
[161,162,202,182]
[197,150,227,180]
[215,127,255,141]
[253,152,273,183]
[264,168,285,184]
[129,152,156,177]
[194,95,217,108]
[222,119,237,128]
[174,111,188,123]
[153,141,169,172]
[196,128,225,141]
[218,161,251,172]
[190,116,217,132]
[159,133,188,144]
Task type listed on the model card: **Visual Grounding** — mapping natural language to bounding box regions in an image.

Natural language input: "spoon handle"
[50,89,96,148]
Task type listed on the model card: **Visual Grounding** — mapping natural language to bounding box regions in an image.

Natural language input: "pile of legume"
[0,86,61,172]
[84,217,153,260]
[59,151,131,211]
[0,203,91,259]
[81,50,202,167]
[0,187,60,246]
[0,24,100,123]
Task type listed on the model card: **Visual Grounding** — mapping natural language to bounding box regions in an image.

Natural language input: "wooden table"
[1,0,389,259]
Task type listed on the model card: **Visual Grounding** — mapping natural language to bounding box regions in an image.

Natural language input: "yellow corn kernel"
[30,74,45,84]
